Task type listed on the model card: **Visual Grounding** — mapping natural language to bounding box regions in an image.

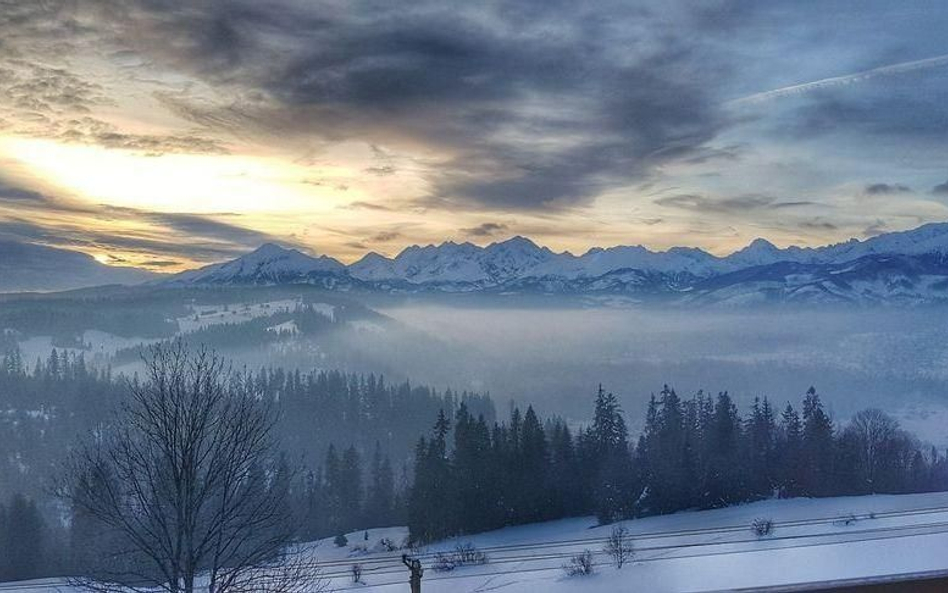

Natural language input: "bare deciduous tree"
[603,525,634,568]
[57,342,323,593]
[848,408,899,491]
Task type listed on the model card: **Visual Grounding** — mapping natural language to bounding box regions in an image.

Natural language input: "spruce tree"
[367,441,396,527]
[802,387,834,496]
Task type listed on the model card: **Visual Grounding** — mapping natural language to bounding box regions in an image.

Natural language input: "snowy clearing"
[176,299,301,332]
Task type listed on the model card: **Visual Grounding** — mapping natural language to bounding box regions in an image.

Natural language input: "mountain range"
[160,222,948,305]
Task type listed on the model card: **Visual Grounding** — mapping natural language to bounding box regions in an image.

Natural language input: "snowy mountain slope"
[688,253,948,306]
[7,492,948,592]
[0,240,158,293]
[157,222,948,304]
[166,243,349,287]
[821,222,948,262]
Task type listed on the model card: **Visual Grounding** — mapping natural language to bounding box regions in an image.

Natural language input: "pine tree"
[407,411,455,543]
[519,406,549,523]
[802,387,835,496]
[323,444,344,534]
[586,386,633,523]
[367,442,396,527]
[340,446,364,531]
[777,403,803,497]
[644,386,687,513]
[746,397,777,499]
[705,392,742,507]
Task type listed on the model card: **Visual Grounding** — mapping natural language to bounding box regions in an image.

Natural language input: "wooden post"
[402,554,424,593]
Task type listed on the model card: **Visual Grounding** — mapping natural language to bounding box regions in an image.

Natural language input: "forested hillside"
[2,348,947,583]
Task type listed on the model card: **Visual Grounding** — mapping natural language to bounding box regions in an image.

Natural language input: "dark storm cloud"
[62,0,735,210]
[932,180,948,196]
[462,222,508,237]
[865,183,911,195]
[100,207,290,248]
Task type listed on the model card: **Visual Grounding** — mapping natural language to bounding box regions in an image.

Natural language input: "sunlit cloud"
[0,136,347,215]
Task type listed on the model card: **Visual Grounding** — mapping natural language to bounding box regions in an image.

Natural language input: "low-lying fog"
[371,304,948,447]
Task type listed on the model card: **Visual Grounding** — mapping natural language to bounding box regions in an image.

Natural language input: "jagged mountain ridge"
[162,222,948,304]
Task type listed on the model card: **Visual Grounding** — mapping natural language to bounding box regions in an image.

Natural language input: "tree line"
[408,385,948,542]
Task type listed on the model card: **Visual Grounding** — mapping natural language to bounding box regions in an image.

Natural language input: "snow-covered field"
[6,492,948,593]
[176,298,302,332]
[304,492,948,592]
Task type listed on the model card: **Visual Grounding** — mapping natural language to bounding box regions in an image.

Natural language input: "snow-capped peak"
[168,243,345,286]
[725,238,785,268]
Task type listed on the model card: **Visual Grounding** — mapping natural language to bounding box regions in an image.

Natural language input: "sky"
[2,0,948,270]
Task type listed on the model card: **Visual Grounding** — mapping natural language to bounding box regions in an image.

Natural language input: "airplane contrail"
[727,53,948,107]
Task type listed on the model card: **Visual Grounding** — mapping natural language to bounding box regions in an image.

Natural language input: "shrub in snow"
[752,518,774,537]
[563,550,594,577]
[604,525,634,568]
[454,543,489,566]
[334,534,349,547]
[433,552,458,572]
[379,537,398,552]
[431,543,489,572]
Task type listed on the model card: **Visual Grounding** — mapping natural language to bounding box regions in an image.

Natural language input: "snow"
[294,492,948,593]
[310,302,336,320]
[176,299,300,332]
[266,320,299,335]
[8,493,948,593]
